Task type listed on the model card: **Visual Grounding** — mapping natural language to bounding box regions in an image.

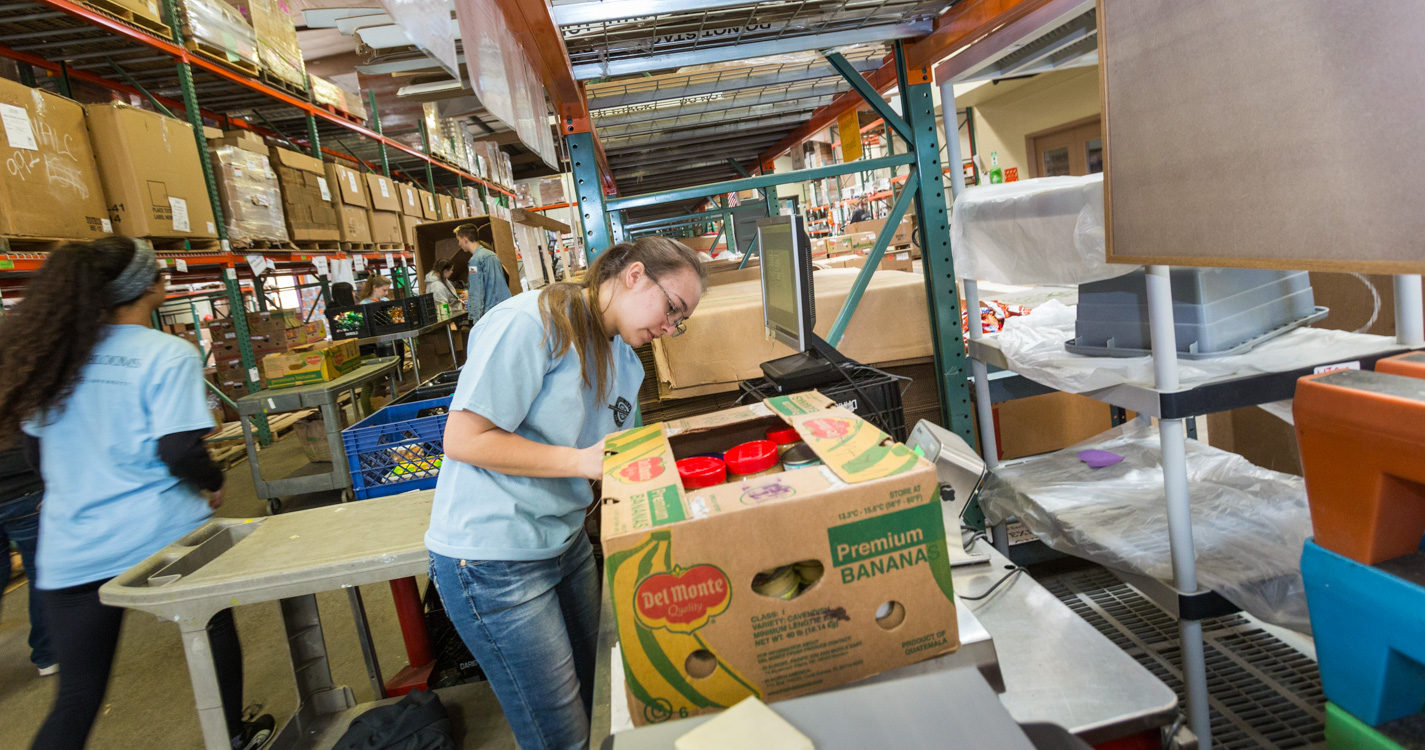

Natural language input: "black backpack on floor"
[333,689,454,750]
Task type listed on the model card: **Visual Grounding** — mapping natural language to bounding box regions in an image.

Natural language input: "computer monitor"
[756,215,814,351]
[756,214,847,390]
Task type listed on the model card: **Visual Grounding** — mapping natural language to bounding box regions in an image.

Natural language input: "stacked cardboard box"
[207,309,298,397]
[537,176,566,207]
[325,161,372,243]
[85,102,218,239]
[436,193,455,221]
[397,182,424,244]
[365,173,404,244]
[262,339,361,388]
[310,75,365,119]
[418,188,439,221]
[0,78,109,239]
[228,0,305,90]
[208,131,287,245]
[827,236,854,256]
[849,231,878,254]
[846,217,914,247]
[515,183,534,208]
[270,147,339,242]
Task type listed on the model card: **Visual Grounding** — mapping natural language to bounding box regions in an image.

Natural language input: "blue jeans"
[0,491,52,668]
[429,532,600,750]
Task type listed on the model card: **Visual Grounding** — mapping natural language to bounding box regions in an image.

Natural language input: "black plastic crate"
[404,293,439,327]
[365,299,416,336]
[738,363,911,442]
[326,304,370,340]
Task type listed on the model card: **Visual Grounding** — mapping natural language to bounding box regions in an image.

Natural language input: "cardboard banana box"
[601,391,959,727]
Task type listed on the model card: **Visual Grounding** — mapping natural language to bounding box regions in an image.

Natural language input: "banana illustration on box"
[606,531,759,724]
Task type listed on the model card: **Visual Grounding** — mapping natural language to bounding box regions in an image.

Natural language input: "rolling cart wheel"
[267,498,283,516]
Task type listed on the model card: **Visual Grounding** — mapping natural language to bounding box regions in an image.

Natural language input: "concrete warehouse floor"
[0,425,420,749]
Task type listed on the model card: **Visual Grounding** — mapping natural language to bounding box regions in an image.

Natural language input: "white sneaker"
[37,664,58,677]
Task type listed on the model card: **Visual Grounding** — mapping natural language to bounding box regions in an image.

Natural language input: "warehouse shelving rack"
[0,0,522,424]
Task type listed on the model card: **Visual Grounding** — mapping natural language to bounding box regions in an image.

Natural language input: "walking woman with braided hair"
[426,235,707,749]
[0,237,274,750]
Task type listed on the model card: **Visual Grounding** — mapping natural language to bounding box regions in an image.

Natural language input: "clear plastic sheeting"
[180,0,258,68]
[994,299,1398,393]
[950,173,1137,287]
[209,145,288,245]
[379,0,459,81]
[980,422,1314,633]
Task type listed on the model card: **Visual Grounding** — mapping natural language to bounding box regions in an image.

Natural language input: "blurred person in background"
[0,442,53,677]
[424,258,462,313]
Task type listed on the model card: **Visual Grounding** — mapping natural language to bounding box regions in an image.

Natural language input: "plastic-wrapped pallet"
[173,0,258,70]
[309,75,346,113]
[209,145,288,245]
[950,173,1136,286]
[229,0,305,89]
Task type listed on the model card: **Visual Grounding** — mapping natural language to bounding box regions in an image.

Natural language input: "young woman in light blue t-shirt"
[0,237,273,750]
[427,236,706,749]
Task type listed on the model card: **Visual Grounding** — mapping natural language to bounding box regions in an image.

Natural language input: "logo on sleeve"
[610,396,632,427]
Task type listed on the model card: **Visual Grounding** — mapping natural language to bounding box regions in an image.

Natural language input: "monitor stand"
[759,333,854,393]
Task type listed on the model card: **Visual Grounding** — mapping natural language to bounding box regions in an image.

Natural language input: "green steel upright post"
[894,41,972,444]
[368,90,390,177]
[303,76,321,158]
[56,61,72,98]
[418,121,440,219]
[161,0,268,447]
[610,211,627,244]
[566,131,612,259]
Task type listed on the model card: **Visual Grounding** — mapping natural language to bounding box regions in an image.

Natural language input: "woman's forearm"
[448,428,585,478]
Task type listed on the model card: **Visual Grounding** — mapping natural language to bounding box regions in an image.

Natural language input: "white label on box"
[313,255,329,276]
[226,267,237,279]
[246,155,264,171]
[174,258,187,272]
[0,104,37,151]
[895,252,910,261]
[379,181,390,198]
[207,221,215,234]
[249,368,260,382]
[101,218,112,233]
[317,178,332,202]
[168,197,190,232]
[147,1,157,15]
[384,252,394,268]
[1314,361,1361,374]
[427,196,435,210]
[347,172,358,192]
[232,166,243,179]
[267,398,276,410]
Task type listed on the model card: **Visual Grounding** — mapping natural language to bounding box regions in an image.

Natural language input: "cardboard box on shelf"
[419,188,439,220]
[849,232,878,253]
[811,238,829,258]
[602,391,958,727]
[991,391,1119,461]
[208,128,267,154]
[209,145,288,244]
[651,270,931,393]
[210,333,286,362]
[736,189,760,200]
[400,214,424,246]
[537,176,566,207]
[437,193,455,220]
[84,102,217,239]
[366,173,401,213]
[335,205,372,243]
[0,78,109,239]
[370,210,404,244]
[821,252,914,274]
[827,236,855,256]
[847,218,914,247]
[398,182,423,217]
[325,162,369,208]
[269,147,339,242]
[262,339,362,388]
[174,0,257,71]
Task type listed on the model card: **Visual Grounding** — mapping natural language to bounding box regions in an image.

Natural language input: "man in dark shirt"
[847,198,872,224]
[0,444,53,676]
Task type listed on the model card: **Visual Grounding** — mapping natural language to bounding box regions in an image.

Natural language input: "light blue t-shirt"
[426,290,643,561]
[25,325,216,589]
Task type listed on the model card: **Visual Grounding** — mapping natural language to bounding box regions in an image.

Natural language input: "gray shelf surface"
[968,334,1414,419]
[234,356,402,415]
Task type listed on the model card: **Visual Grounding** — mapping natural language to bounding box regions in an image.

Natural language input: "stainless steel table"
[357,312,467,383]
[234,356,400,513]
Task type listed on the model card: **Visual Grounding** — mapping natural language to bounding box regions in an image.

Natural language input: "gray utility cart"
[234,356,400,514]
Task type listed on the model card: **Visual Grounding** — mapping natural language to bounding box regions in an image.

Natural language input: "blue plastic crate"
[342,395,452,500]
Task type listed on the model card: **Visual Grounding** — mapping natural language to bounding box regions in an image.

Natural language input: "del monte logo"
[617,456,666,484]
[634,564,731,633]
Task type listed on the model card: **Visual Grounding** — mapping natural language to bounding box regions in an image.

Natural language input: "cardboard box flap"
[764,392,835,418]
[268,147,325,174]
[601,424,689,532]
[785,405,922,484]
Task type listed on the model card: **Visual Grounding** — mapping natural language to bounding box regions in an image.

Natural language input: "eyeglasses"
[651,277,688,338]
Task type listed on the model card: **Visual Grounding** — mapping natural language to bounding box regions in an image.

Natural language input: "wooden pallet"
[0,236,85,255]
[258,69,308,98]
[340,242,376,252]
[231,239,296,251]
[291,239,342,252]
[185,39,260,77]
[315,102,365,126]
[80,0,173,40]
[374,243,406,251]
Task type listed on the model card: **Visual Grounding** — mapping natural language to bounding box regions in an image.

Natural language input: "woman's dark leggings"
[30,579,244,750]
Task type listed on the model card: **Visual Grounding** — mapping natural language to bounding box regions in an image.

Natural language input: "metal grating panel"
[1041,567,1326,750]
